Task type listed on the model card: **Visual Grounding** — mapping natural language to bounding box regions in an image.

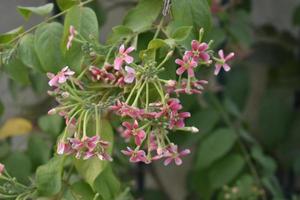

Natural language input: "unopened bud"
[48,108,57,115]
[61,92,70,98]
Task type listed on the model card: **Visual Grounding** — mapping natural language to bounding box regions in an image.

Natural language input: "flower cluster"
[47,26,234,166]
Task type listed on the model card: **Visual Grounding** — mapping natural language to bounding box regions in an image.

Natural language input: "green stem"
[153,18,164,40]
[132,80,147,107]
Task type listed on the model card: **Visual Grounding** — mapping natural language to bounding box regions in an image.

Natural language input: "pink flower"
[83,136,99,151]
[67,25,77,50]
[47,66,75,87]
[114,44,135,70]
[97,152,113,161]
[69,138,84,150]
[186,40,210,63]
[163,144,190,166]
[121,147,148,163]
[175,54,198,77]
[57,140,72,155]
[214,50,235,75]
[124,66,136,83]
[122,120,146,146]
[0,163,5,175]
[169,112,191,129]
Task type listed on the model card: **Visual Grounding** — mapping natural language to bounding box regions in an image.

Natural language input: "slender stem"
[153,18,164,40]
[132,81,147,107]
[8,0,95,45]
[146,83,149,111]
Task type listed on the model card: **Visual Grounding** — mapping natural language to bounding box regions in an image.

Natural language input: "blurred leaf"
[0,117,32,139]
[70,180,95,200]
[147,39,169,49]
[74,119,113,189]
[94,166,121,199]
[293,5,300,26]
[108,25,134,44]
[206,27,226,49]
[208,154,245,189]
[123,0,162,32]
[0,26,24,44]
[34,22,65,73]
[251,145,277,176]
[56,0,80,11]
[3,58,30,84]
[115,188,134,200]
[262,176,284,199]
[196,128,237,169]
[27,134,51,169]
[0,141,10,159]
[36,156,64,196]
[17,3,53,20]
[171,26,193,41]
[236,174,255,198]
[29,71,49,94]
[259,90,293,148]
[223,97,241,118]
[3,152,32,183]
[18,34,43,72]
[0,100,3,116]
[38,114,64,137]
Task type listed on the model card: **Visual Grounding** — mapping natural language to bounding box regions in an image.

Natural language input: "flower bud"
[48,108,57,115]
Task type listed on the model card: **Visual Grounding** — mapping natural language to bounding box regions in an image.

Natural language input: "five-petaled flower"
[175,54,198,77]
[114,44,135,70]
[214,50,235,75]
[47,66,75,87]
[163,143,191,166]
[186,40,210,63]
[122,120,146,146]
[121,147,148,163]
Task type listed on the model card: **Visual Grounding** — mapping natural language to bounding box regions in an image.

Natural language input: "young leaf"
[34,22,65,72]
[36,156,64,196]
[171,26,193,41]
[196,128,237,169]
[17,3,54,20]
[74,119,113,189]
[108,25,134,44]
[18,34,43,72]
[0,26,24,44]
[123,0,162,32]
[147,39,168,49]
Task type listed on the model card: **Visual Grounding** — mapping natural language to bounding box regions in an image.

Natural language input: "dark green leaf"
[208,154,245,189]
[196,128,237,169]
[17,3,54,20]
[36,156,64,196]
[34,22,65,72]
[38,114,64,137]
[123,0,162,32]
[251,145,277,176]
[70,180,95,200]
[18,34,43,72]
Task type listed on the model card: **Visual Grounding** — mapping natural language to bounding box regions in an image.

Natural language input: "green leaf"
[38,114,64,137]
[27,134,51,169]
[167,0,212,46]
[147,39,168,49]
[36,156,64,196]
[108,25,134,44]
[0,100,4,117]
[74,119,113,189]
[34,22,65,72]
[251,145,277,176]
[62,5,99,71]
[123,0,162,32]
[171,26,193,41]
[3,152,32,183]
[196,128,237,169]
[205,27,226,49]
[0,141,10,159]
[17,3,54,20]
[3,58,30,84]
[70,180,95,200]
[56,0,80,11]
[0,26,24,44]
[208,154,245,189]
[94,166,121,199]
[18,34,43,72]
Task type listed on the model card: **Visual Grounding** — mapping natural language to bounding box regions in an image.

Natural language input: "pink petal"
[199,52,210,62]
[175,157,183,165]
[124,75,135,83]
[214,64,222,75]
[223,63,231,71]
[119,44,125,54]
[218,50,225,59]
[180,149,191,156]
[125,66,135,74]
[191,40,199,50]
[48,76,59,87]
[175,59,184,65]
[58,75,67,84]
[198,43,208,51]
[176,66,186,75]
[124,55,134,64]
[225,52,235,61]
[135,136,142,146]
[125,46,135,54]
[47,73,55,79]
[114,57,123,70]
[164,157,173,166]
[122,121,132,129]
[187,68,195,77]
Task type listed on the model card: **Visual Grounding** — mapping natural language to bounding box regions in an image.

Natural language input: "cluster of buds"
[47,26,234,166]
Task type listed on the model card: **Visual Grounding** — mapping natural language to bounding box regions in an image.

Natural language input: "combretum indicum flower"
[47,26,234,166]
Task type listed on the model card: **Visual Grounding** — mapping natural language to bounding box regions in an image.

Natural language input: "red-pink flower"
[175,54,198,77]
[47,66,75,87]
[69,138,84,150]
[186,40,210,63]
[57,140,72,155]
[121,147,148,163]
[114,44,135,70]
[214,50,234,75]
[67,25,77,50]
[0,163,5,175]
[169,111,191,129]
[163,144,190,166]
[122,120,146,146]
[124,66,136,83]
[83,136,99,151]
